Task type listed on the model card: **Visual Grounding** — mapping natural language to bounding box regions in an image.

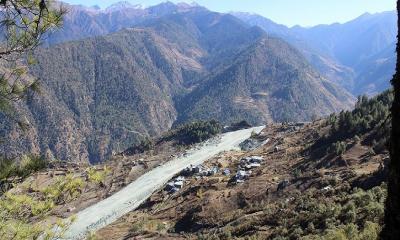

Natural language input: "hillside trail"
[62,126,265,239]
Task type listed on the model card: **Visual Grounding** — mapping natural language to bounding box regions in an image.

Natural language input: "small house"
[234,170,249,184]
[176,176,185,182]
[182,167,192,176]
[249,163,261,168]
[223,169,231,176]
[236,179,245,184]
[209,167,219,176]
[250,156,263,163]
[244,164,252,170]
[165,182,175,191]
[168,187,179,193]
[235,170,248,180]
[194,165,204,174]
[174,181,184,189]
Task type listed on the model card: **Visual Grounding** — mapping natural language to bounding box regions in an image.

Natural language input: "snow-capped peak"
[105,1,143,12]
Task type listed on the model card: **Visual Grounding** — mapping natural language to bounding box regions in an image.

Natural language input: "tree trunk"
[381,1,400,238]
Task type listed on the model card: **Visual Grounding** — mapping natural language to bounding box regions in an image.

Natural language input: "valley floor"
[93,121,387,239]
[0,120,387,240]
[64,127,264,239]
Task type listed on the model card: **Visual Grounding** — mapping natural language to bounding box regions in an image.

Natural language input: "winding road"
[62,126,265,239]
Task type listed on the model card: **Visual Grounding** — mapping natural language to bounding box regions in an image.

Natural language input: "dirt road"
[63,126,264,239]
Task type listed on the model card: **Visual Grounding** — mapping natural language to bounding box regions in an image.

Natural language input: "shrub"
[124,137,154,155]
[19,155,48,177]
[0,211,72,240]
[196,188,204,199]
[162,120,222,145]
[226,120,252,132]
[0,175,77,240]
[86,231,99,240]
[315,90,393,153]
[0,155,47,181]
[358,221,380,240]
[42,174,85,204]
[268,184,386,239]
[87,166,111,185]
[332,141,347,156]
[341,201,357,224]
[0,191,67,240]
[0,158,17,180]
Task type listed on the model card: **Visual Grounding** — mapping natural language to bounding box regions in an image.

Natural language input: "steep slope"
[45,1,205,45]
[177,37,354,124]
[135,11,354,124]
[234,11,397,95]
[139,11,267,78]
[232,12,357,92]
[96,94,389,239]
[1,92,389,239]
[353,43,396,96]
[49,2,395,96]
[2,27,204,163]
[0,10,353,163]
[292,11,397,67]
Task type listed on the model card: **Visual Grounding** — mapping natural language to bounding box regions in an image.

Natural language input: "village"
[164,155,266,194]
[162,122,310,195]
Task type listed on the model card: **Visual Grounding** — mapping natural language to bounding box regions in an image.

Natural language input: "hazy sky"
[63,0,396,27]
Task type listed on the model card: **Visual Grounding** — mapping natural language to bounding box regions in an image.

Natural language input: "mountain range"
[233,10,397,95]
[47,1,396,95]
[0,1,394,163]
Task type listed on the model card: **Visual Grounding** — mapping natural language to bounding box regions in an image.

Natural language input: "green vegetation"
[0,0,65,121]
[0,195,73,240]
[42,174,85,204]
[332,141,347,156]
[327,90,392,143]
[0,174,82,239]
[0,192,54,218]
[162,120,222,145]
[125,137,154,155]
[1,10,354,163]
[128,217,167,236]
[314,90,393,155]
[224,120,252,132]
[269,185,386,239]
[198,184,386,240]
[86,167,111,185]
[0,155,47,181]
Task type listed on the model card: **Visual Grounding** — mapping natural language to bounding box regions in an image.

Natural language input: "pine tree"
[0,0,65,124]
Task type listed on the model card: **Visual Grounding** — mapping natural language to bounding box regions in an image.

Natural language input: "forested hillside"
[177,37,353,124]
[0,8,353,163]
[234,11,397,95]
[42,2,396,97]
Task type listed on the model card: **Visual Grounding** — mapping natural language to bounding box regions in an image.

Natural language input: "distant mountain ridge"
[233,10,397,95]
[45,1,206,45]
[105,1,143,12]
[0,6,354,163]
[45,2,397,96]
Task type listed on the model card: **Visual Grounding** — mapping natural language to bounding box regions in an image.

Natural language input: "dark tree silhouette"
[382,1,400,238]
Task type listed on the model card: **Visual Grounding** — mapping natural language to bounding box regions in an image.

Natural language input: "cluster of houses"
[165,164,231,194]
[233,156,264,184]
[165,176,186,194]
[164,156,264,194]
[182,164,234,178]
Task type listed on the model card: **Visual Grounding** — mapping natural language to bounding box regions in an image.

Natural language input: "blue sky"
[63,0,396,27]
